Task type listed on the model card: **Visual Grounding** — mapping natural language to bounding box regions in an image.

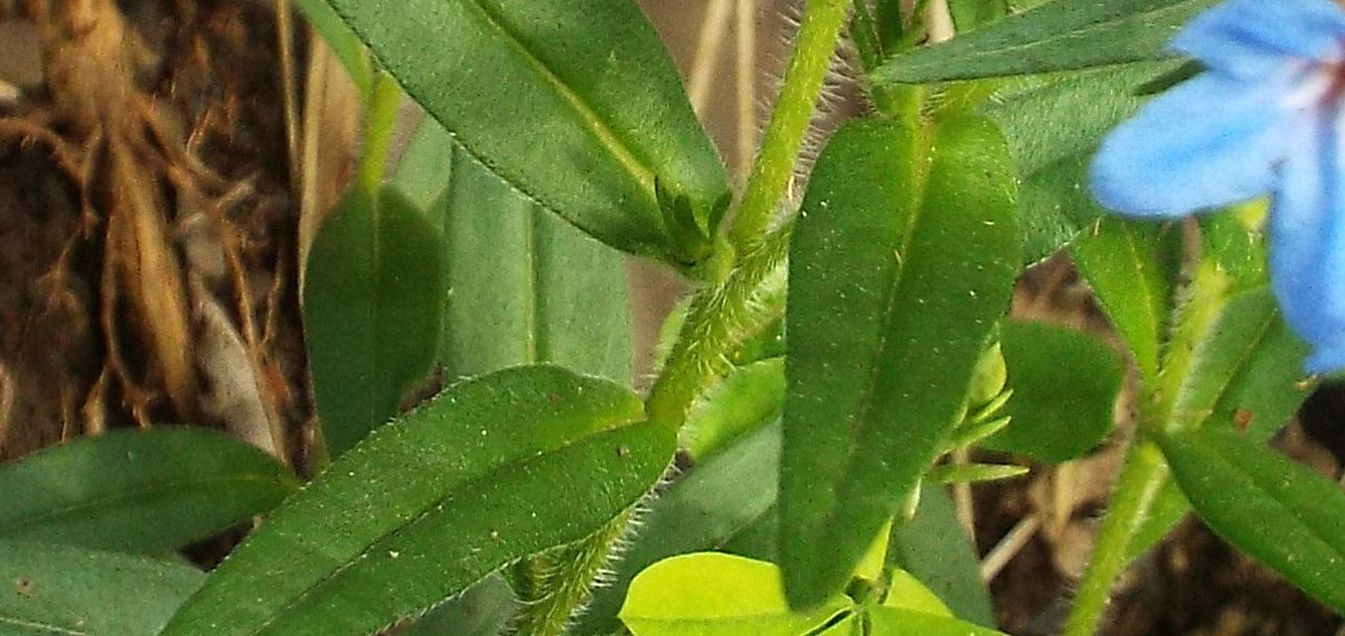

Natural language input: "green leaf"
[321,0,730,266]
[161,366,673,636]
[438,147,631,383]
[619,553,851,636]
[873,0,1215,83]
[579,421,781,635]
[303,186,445,457]
[292,0,372,100]
[400,574,518,636]
[883,569,952,615]
[684,358,784,460]
[1159,428,1345,612]
[948,0,1008,33]
[867,606,1008,636]
[888,486,995,625]
[1071,217,1181,384]
[981,321,1123,463]
[782,116,1019,608]
[927,462,1029,485]
[981,62,1173,263]
[0,428,297,554]
[0,541,202,636]
[389,118,456,216]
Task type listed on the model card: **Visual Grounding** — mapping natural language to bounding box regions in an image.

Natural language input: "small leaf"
[889,487,995,626]
[982,62,1174,264]
[578,421,782,635]
[684,358,784,460]
[438,148,631,383]
[0,428,298,553]
[619,553,851,636]
[0,541,203,636]
[927,462,1029,485]
[1160,428,1345,612]
[1071,217,1181,383]
[782,116,1019,608]
[981,321,1123,463]
[873,0,1215,83]
[321,0,730,266]
[162,366,673,636]
[303,186,445,456]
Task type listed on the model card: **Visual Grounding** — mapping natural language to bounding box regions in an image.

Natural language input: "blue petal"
[1269,116,1345,374]
[1173,0,1345,78]
[1090,72,1293,217]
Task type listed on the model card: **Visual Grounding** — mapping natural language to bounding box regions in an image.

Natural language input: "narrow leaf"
[0,541,202,636]
[400,574,518,636]
[889,486,995,626]
[321,0,731,266]
[874,0,1215,83]
[1160,429,1345,611]
[303,186,445,456]
[1071,217,1181,383]
[619,553,851,636]
[983,321,1123,463]
[782,117,1019,608]
[439,147,631,383]
[162,366,673,636]
[0,428,297,553]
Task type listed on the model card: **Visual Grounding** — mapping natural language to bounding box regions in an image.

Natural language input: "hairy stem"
[510,508,635,636]
[1063,438,1168,636]
[727,0,849,251]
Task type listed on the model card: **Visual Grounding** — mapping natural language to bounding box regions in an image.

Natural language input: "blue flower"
[1089,0,1345,373]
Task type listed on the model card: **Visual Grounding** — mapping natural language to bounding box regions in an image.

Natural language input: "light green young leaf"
[0,541,203,636]
[1160,428,1345,612]
[867,606,1008,636]
[321,0,730,267]
[0,428,297,554]
[782,116,1019,608]
[619,553,851,636]
[982,321,1123,463]
[874,0,1215,83]
[161,366,673,636]
[303,186,445,457]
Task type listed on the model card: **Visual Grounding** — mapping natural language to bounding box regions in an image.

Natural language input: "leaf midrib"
[459,0,658,201]
[0,614,86,636]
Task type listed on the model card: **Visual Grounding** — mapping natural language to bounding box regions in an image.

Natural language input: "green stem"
[648,223,790,431]
[357,70,402,192]
[1062,438,1169,636]
[728,0,850,251]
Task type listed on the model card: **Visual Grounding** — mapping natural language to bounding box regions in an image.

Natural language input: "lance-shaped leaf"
[1071,217,1181,384]
[0,428,298,554]
[620,553,852,636]
[873,0,1215,83]
[982,62,1172,264]
[303,186,445,457]
[438,146,631,383]
[782,117,1020,608]
[321,0,730,266]
[1160,428,1345,612]
[161,366,673,636]
[889,487,995,626]
[0,542,203,636]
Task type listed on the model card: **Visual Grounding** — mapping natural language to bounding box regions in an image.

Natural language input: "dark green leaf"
[321,0,730,266]
[162,366,673,636]
[400,574,518,636]
[0,541,202,636]
[1071,217,1181,383]
[0,428,297,554]
[1160,428,1345,612]
[438,147,631,383]
[782,116,1019,608]
[982,321,1123,463]
[982,62,1172,263]
[873,0,1215,83]
[579,421,782,635]
[889,487,995,626]
[303,186,445,456]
